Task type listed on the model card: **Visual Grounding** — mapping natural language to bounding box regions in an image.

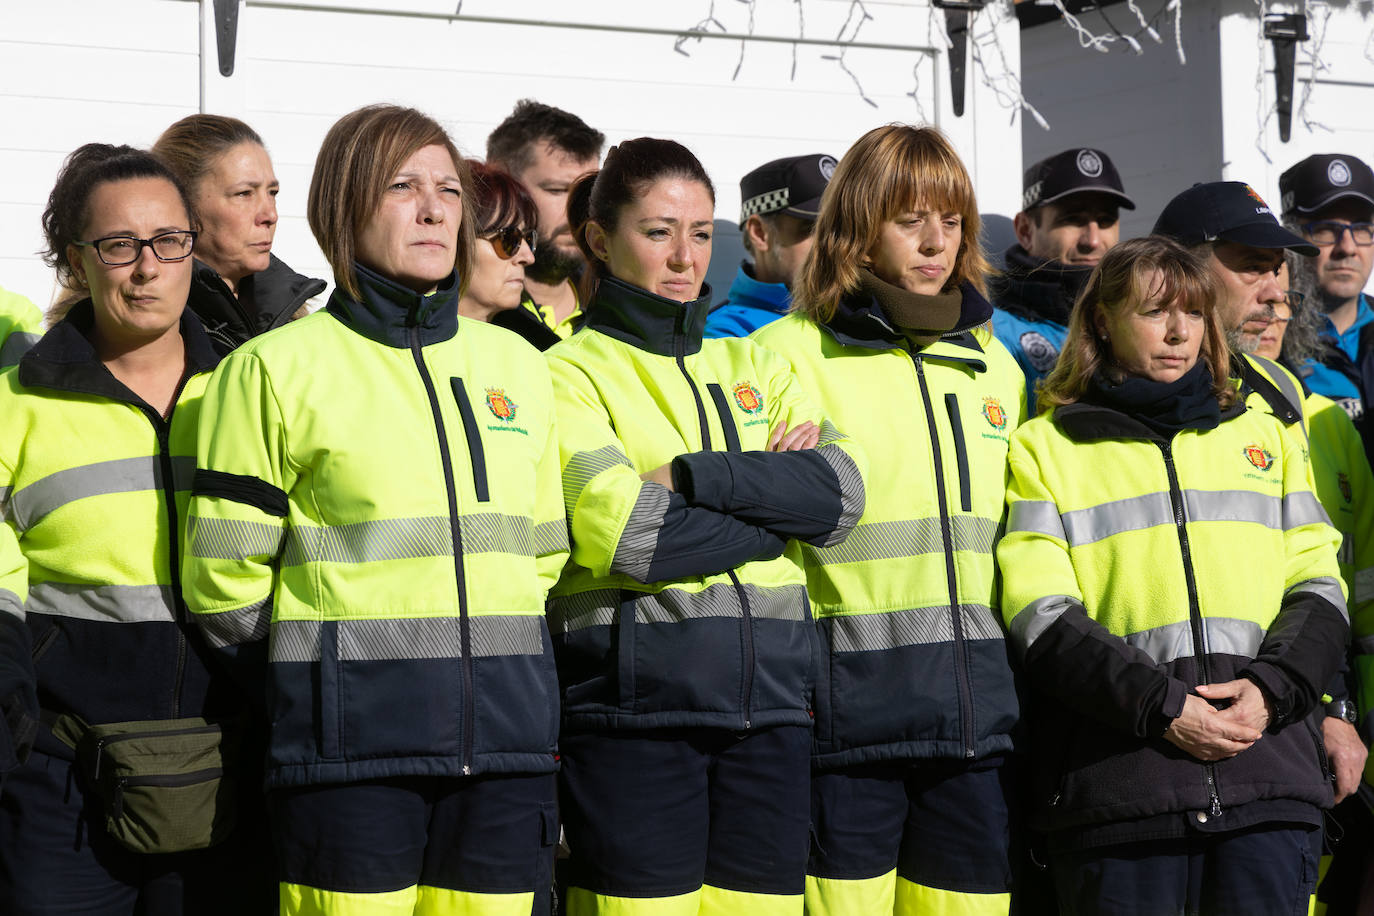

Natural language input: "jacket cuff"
[671,452,733,511]
[1240,663,1298,727]
[1150,677,1190,736]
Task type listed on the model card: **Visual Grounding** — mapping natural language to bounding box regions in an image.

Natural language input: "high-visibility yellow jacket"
[0,302,227,762]
[182,264,568,787]
[546,276,865,733]
[0,284,43,370]
[999,394,1348,844]
[1304,392,1374,745]
[752,285,1025,767]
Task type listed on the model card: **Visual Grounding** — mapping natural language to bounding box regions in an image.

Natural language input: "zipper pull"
[1208,794,1222,818]
[113,778,127,819]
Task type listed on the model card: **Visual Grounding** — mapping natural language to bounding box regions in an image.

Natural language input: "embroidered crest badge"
[486,388,518,422]
[733,382,764,415]
[982,397,1007,430]
[1243,444,1275,471]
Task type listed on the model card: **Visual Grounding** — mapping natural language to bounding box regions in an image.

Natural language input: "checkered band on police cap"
[740,187,791,222]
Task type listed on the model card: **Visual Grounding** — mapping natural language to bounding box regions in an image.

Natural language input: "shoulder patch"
[1018,331,1060,373]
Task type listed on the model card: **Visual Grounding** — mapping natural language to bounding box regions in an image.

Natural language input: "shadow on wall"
[707,219,745,308]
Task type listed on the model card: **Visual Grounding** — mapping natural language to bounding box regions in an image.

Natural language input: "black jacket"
[188,255,325,356]
[990,245,1093,326]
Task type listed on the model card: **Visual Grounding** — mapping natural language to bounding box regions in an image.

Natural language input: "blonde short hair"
[307,105,474,300]
[792,124,989,322]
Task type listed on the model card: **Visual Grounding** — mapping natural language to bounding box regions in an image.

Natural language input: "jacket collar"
[819,280,992,371]
[1052,396,1245,443]
[722,263,792,316]
[582,275,713,356]
[18,299,220,406]
[189,255,326,354]
[991,244,1092,327]
[325,262,460,348]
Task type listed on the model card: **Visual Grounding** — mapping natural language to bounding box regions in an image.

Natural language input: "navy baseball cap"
[1278,154,1374,216]
[1021,148,1135,212]
[739,154,837,227]
[1152,181,1318,256]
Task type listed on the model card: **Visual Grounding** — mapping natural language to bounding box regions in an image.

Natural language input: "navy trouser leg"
[1052,825,1321,916]
[897,758,1016,896]
[808,764,908,881]
[422,772,557,896]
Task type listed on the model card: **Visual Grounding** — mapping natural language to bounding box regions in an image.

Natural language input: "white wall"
[0,0,1025,311]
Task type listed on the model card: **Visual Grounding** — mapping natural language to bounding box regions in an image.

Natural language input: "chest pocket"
[451,378,490,503]
[944,393,972,513]
[705,383,743,453]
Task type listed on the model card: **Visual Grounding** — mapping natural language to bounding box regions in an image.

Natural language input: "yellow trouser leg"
[280,882,418,916]
[894,875,1010,916]
[699,882,803,916]
[1309,851,1332,916]
[413,885,534,916]
[804,871,897,916]
[564,886,701,916]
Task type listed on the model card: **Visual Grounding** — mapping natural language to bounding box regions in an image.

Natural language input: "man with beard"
[487,100,605,348]
[991,148,1134,409]
[1280,154,1374,458]
[1155,180,1370,830]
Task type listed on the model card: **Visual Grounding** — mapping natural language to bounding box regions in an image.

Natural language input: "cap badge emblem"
[818,156,838,181]
[1243,444,1275,471]
[982,397,1008,430]
[733,382,764,415]
[1328,159,1352,187]
[1076,150,1103,178]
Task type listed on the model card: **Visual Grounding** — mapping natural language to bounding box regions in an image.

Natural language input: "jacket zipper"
[674,313,712,451]
[913,356,976,758]
[140,373,193,720]
[1158,440,1222,817]
[408,314,475,775]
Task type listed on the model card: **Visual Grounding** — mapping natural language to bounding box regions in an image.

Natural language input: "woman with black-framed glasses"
[0,143,269,915]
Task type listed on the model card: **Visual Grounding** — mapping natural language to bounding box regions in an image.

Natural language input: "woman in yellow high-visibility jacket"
[182,105,568,916]
[546,137,865,916]
[999,236,1348,915]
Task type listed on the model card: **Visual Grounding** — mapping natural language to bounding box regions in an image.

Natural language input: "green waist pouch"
[51,714,240,855]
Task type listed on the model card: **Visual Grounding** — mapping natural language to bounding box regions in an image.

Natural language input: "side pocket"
[450,378,491,503]
[319,621,341,760]
[944,393,972,513]
[705,384,743,453]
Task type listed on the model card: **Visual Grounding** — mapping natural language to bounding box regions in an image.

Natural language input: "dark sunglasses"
[484,226,536,260]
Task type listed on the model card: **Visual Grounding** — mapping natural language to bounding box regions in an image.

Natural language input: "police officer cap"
[1153,181,1318,256]
[739,153,837,228]
[1278,154,1374,217]
[1021,148,1135,213]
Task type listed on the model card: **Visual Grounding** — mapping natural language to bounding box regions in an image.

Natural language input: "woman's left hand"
[767,421,820,452]
[1195,679,1273,734]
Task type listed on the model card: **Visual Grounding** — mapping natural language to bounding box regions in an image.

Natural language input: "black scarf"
[1084,360,1220,435]
[991,245,1093,326]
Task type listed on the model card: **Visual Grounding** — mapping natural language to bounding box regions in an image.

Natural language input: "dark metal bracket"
[1263,12,1308,143]
[935,0,986,117]
[213,0,241,77]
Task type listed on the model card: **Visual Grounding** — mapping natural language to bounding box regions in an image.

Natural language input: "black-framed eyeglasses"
[74,230,197,266]
[483,226,536,260]
[1301,221,1374,247]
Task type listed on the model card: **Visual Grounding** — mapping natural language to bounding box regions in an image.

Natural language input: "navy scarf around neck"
[1085,360,1221,436]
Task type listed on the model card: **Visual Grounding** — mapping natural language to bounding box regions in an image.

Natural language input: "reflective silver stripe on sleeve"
[1286,576,1349,622]
[814,443,865,547]
[0,588,23,621]
[609,482,670,581]
[533,519,569,557]
[7,455,196,533]
[1009,594,1083,652]
[548,582,807,634]
[26,582,176,623]
[189,517,286,560]
[1281,492,1333,530]
[269,615,545,663]
[804,516,998,566]
[1123,617,1264,665]
[830,604,1004,653]
[0,331,40,367]
[1061,493,1173,546]
[282,514,537,566]
[1007,500,1065,540]
[816,419,845,448]
[1356,566,1374,605]
[563,445,634,519]
[195,597,273,649]
[1184,490,1281,530]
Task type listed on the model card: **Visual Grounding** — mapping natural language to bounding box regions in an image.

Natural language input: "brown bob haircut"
[793,124,989,322]
[307,104,475,300]
[1037,235,1236,413]
[153,114,265,201]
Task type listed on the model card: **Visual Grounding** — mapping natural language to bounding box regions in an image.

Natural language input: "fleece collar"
[324,262,461,349]
[582,275,713,357]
